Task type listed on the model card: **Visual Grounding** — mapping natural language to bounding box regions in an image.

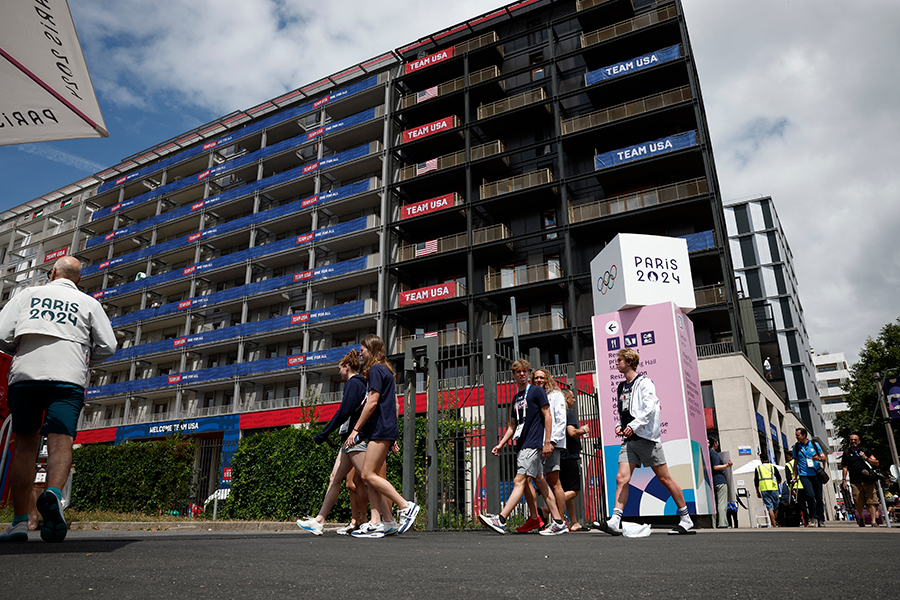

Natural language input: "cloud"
[16,144,106,173]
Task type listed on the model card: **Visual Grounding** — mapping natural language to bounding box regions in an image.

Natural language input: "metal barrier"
[400,324,603,530]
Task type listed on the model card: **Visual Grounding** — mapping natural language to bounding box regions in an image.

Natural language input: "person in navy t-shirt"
[344,334,420,537]
[479,359,564,534]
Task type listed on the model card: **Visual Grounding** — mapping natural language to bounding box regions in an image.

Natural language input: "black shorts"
[560,458,581,492]
[8,381,85,439]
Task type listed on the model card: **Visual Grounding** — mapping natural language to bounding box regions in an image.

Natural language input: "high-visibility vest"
[785,460,801,489]
[756,463,779,491]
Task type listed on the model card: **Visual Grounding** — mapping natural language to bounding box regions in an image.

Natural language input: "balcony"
[397,223,511,262]
[581,3,679,49]
[695,284,727,307]
[400,66,503,109]
[576,0,614,10]
[568,177,707,224]
[455,31,502,55]
[398,140,508,181]
[490,311,568,338]
[480,168,555,200]
[396,328,469,353]
[561,86,691,136]
[477,87,549,120]
[485,261,564,292]
[697,341,735,358]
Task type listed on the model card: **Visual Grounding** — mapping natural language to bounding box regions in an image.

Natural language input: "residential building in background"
[724,195,826,442]
[0,0,747,503]
[815,351,851,485]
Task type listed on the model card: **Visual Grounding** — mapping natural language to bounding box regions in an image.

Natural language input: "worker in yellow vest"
[755,453,782,527]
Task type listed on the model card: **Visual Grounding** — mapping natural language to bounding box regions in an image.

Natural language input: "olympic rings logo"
[598,264,617,295]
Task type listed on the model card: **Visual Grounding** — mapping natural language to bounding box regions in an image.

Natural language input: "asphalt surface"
[1,522,896,599]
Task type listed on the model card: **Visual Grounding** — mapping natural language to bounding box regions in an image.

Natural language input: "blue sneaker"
[351,522,385,538]
[36,491,67,543]
[397,501,420,534]
[0,521,28,543]
[479,512,506,534]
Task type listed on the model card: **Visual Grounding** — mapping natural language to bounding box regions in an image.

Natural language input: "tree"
[833,318,900,480]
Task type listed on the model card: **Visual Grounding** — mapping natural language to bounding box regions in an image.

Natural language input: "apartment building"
[0,0,744,499]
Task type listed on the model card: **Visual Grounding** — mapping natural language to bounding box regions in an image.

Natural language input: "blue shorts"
[760,489,780,510]
[8,381,85,439]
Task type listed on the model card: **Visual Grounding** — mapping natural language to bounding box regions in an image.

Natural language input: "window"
[547,256,561,279]
[530,52,545,81]
[542,210,557,240]
[501,263,526,288]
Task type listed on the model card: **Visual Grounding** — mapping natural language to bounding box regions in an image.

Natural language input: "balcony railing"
[480,168,555,200]
[581,3,678,48]
[398,140,508,181]
[568,177,707,224]
[455,31,502,56]
[491,311,568,338]
[695,284,727,307]
[485,261,564,292]
[696,341,735,358]
[397,223,511,262]
[561,86,691,135]
[397,328,469,353]
[400,66,503,109]
[477,87,549,120]
[576,0,614,10]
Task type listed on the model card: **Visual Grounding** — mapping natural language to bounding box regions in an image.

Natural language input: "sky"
[1,0,897,365]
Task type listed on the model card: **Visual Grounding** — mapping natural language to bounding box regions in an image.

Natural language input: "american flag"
[416,86,438,103]
[416,158,438,175]
[415,239,438,257]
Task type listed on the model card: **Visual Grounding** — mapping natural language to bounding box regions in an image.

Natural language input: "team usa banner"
[594,131,697,171]
[585,45,681,87]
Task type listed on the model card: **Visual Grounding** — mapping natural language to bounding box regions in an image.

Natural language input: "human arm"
[541,403,554,458]
[567,423,589,437]
[624,377,657,435]
[344,389,379,448]
[315,377,364,444]
[88,303,118,365]
[0,294,23,354]
[841,465,849,488]
[492,413,516,456]
[549,392,566,447]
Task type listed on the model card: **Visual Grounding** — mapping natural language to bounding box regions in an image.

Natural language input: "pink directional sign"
[592,301,714,517]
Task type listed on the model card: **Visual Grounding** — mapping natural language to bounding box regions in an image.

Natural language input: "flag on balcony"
[60,199,72,209]
[31,209,43,220]
[416,158,438,175]
[415,239,438,257]
[423,331,438,338]
[417,86,438,103]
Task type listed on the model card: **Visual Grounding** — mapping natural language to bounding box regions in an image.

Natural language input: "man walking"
[841,434,881,527]
[709,437,732,528]
[792,428,827,527]
[0,257,117,543]
[595,348,695,536]
[479,359,565,534]
[754,453,782,527]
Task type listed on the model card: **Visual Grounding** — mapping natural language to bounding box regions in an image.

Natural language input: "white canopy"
[732,459,786,475]
[0,0,108,146]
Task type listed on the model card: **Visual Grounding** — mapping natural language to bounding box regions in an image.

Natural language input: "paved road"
[1,523,896,599]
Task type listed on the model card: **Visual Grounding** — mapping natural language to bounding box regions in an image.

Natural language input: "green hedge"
[221,425,409,521]
[71,435,195,513]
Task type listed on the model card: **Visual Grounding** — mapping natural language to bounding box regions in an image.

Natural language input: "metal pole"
[511,296,519,359]
[875,374,898,528]
[482,324,501,514]
[876,479,890,528]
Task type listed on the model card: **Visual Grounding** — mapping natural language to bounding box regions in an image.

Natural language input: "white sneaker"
[0,521,28,543]
[335,523,357,536]
[382,520,399,535]
[398,501,420,534]
[351,522,385,538]
[539,520,569,536]
[295,516,324,535]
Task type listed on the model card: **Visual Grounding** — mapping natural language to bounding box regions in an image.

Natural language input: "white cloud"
[16,144,106,173]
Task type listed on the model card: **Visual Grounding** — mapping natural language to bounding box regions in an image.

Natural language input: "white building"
[723,196,826,442]
[814,351,851,485]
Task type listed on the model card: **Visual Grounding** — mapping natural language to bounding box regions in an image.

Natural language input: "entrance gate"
[400,324,604,531]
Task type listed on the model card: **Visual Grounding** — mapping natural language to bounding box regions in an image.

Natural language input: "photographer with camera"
[841,434,882,527]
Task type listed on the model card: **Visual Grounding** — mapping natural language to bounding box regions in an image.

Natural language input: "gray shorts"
[543,448,561,473]
[341,438,369,455]
[618,438,666,468]
[517,448,543,478]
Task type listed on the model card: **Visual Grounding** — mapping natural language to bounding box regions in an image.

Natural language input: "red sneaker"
[515,516,544,533]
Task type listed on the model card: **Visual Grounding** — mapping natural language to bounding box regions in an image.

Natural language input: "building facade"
[723,195,826,441]
[0,0,744,499]
[815,351,851,485]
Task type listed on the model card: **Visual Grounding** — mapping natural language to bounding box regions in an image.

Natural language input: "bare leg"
[499,474,530,519]
[349,450,383,523]
[314,452,355,523]
[360,441,408,512]
[521,477,539,518]
[650,463,686,508]
[614,461,637,510]
[45,433,74,490]
[345,467,365,526]
[10,431,41,517]
[564,490,582,530]
[545,471,566,522]
[533,473,562,521]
